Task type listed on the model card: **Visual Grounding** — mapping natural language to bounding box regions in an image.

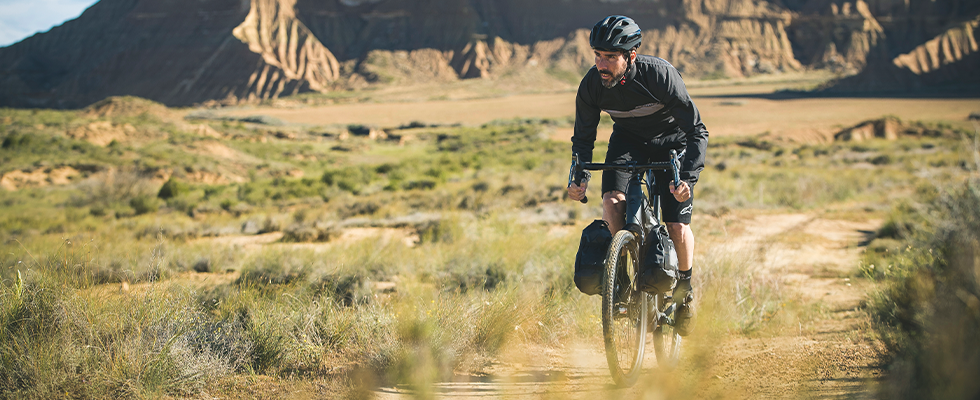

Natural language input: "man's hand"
[669,180,691,202]
[568,181,588,202]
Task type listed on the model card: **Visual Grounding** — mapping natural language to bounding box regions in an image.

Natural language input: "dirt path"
[210,93,979,141]
[372,211,885,399]
[691,213,885,398]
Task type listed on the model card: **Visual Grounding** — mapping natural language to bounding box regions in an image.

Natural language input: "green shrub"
[129,195,159,215]
[417,217,463,244]
[322,166,376,194]
[281,223,339,243]
[442,262,508,293]
[865,178,980,399]
[870,154,893,165]
[158,177,187,199]
[310,273,371,306]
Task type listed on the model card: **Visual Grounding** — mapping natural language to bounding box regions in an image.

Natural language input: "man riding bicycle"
[567,15,709,336]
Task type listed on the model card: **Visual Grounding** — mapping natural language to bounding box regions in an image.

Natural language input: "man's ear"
[629,50,637,63]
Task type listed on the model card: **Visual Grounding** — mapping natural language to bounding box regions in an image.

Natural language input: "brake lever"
[568,153,590,204]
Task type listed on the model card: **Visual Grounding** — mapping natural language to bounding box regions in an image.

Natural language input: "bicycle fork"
[614,270,634,318]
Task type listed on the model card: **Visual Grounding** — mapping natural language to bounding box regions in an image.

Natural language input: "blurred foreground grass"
[1,99,978,398]
[862,159,980,399]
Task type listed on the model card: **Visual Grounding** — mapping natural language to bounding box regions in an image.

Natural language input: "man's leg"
[666,222,694,273]
[599,132,632,235]
[602,191,627,235]
[667,219,696,336]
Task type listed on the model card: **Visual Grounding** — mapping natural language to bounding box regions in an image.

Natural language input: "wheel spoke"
[602,230,646,387]
[653,293,682,369]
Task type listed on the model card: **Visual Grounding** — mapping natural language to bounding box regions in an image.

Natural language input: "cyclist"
[567,15,708,336]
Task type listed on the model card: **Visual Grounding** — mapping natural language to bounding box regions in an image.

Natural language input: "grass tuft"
[863,176,980,399]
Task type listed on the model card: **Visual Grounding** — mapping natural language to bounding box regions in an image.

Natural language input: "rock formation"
[816,0,980,92]
[787,0,887,74]
[0,0,976,108]
[642,0,802,77]
[231,0,341,102]
[834,116,901,141]
[298,0,802,79]
[892,17,978,76]
[0,0,343,108]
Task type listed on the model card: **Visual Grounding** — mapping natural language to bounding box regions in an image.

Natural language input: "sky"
[0,0,100,47]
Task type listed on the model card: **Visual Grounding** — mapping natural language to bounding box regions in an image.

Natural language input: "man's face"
[594,49,630,88]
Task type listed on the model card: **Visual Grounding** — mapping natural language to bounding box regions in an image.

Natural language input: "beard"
[599,68,626,89]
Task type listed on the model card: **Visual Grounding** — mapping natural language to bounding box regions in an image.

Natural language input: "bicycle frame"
[569,150,686,376]
[569,150,684,320]
[569,149,683,242]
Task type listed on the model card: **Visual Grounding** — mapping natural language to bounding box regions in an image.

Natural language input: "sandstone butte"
[0,0,977,109]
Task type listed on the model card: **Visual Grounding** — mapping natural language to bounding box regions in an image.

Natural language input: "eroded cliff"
[0,0,975,108]
[231,0,341,102]
[823,16,980,91]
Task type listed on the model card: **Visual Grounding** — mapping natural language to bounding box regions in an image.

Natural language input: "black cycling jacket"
[572,55,709,187]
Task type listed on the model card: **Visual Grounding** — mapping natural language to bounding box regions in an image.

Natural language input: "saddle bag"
[574,219,612,295]
[638,225,679,294]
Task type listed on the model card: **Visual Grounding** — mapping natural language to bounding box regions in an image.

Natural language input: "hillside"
[1,93,978,398]
[0,0,977,109]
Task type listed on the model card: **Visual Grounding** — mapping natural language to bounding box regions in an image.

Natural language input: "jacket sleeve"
[572,69,601,163]
[652,63,709,187]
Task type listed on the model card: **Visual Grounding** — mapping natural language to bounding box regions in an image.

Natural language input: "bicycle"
[568,149,685,387]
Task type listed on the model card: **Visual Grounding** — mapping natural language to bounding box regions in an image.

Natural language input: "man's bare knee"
[602,191,626,209]
[602,191,627,233]
[602,192,626,220]
[666,222,689,239]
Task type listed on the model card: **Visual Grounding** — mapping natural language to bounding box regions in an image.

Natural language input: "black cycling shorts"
[600,132,693,224]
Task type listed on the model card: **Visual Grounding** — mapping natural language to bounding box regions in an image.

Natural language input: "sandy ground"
[213,89,979,144]
[356,210,884,399]
[197,210,884,399]
[187,199,885,399]
[193,78,972,398]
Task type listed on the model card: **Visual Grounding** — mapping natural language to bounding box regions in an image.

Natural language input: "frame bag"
[574,219,612,295]
[638,225,678,294]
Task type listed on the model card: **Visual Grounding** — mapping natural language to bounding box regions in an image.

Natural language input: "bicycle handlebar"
[670,149,682,186]
[568,149,684,205]
[568,153,591,204]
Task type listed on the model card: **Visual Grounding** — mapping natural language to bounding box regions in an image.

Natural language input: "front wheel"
[601,230,647,387]
[652,293,682,369]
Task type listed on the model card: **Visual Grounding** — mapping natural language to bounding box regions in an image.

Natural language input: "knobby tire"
[601,230,647,387]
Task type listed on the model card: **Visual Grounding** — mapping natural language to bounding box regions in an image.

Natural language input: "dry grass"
[862,173,980,399]
[1,95,978,398]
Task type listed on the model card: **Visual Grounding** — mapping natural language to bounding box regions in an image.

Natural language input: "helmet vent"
[589,15,642,52]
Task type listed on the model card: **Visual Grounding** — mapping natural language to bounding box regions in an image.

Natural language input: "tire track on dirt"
[695,212,885,398]
[372,212,886,399]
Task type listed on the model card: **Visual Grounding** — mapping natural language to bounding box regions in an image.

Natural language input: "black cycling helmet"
[590,15,642,52]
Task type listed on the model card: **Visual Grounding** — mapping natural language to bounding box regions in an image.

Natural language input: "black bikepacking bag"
[574,219,612,295]
[638,224,678,294]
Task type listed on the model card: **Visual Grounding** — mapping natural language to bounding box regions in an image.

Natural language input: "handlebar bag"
[638,225,678,294]
[574,219,612,295]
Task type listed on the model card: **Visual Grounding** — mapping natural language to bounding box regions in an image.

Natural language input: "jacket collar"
[619,60,637,86]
